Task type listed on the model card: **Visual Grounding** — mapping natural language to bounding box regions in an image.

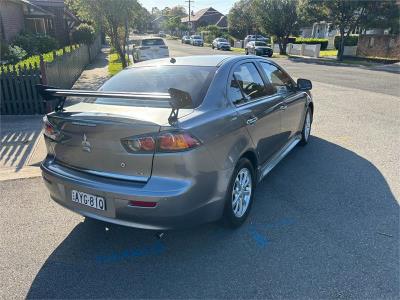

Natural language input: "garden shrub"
[294,38,329,50]
[12,34,58,56]
[72,23,96,44]
[5,45,27,63]
[334,36,358,49]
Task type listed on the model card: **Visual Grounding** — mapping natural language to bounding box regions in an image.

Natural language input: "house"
[181,7,227,31]
[300,21,338,49]
[0,0,78,46]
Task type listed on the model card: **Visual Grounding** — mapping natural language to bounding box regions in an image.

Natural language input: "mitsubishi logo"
[81,133,91,152]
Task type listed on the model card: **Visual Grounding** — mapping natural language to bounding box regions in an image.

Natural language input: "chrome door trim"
[258,134,301,182]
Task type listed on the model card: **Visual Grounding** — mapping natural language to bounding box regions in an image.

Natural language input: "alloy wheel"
[304,111,311,141]
[231,168,252,218]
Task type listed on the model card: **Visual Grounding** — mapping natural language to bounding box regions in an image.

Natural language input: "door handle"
[279,104,288,111]
[246,116,258,125]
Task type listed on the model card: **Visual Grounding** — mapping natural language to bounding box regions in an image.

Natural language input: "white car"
[212,38,231,50]
[133,38,169,62]
[190,35,204,46]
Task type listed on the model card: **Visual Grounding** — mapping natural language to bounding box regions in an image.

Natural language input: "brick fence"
[357,34,400,59]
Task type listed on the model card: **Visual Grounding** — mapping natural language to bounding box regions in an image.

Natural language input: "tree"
[67,0,142,68]
[227,0,257,39]
[253,0,299,54]
[304,0,399,61]
[169,6,187,18]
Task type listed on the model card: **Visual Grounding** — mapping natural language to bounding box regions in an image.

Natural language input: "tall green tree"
[253,0,299,54]
[227,0,257,39]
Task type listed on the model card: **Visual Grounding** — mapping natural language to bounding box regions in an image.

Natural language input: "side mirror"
[297,78,312,91]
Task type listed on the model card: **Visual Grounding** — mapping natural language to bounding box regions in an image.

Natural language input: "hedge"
[334,36,358,49]
[12,34,59,56]
[293,38,329,50]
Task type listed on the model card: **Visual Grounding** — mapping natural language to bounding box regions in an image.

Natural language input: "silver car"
[212,38,231,50]
[39,55,313,230]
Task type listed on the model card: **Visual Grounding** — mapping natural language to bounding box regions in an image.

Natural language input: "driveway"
[1,38,399,299]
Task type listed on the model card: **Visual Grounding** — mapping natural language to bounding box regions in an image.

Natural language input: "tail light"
[122,131,201,153]
[158,132,200,151]
[121,136,156,153]
[43,116,61,141]
[138,46,150,50]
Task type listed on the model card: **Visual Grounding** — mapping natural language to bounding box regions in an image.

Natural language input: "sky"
[138,0,237,15]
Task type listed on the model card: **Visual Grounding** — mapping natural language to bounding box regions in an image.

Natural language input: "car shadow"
[26,137,399,299]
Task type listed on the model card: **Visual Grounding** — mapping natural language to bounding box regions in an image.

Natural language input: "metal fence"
[0,36,102,115]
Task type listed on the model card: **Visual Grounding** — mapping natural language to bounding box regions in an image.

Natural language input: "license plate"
[72,190,106,210]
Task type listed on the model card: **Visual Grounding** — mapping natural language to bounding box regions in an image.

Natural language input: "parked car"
[212,38,231,50]
[190,35,204,46]
[158,31,166,37]
[132,38,169,62]
[181,35,191,44]
[38,55,313,230]
[245,41,273,57]
[244,35,270,46]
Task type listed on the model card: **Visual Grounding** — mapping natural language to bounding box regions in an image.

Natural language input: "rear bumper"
[41,157,231,230]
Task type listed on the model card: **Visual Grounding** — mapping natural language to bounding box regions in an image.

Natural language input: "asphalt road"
[1,39,399,299]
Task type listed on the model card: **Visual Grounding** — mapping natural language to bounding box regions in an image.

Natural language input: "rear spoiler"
[36,84,193,124]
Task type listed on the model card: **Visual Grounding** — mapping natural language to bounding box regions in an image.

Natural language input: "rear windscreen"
[95,66,217,107]
[141,39,165,46]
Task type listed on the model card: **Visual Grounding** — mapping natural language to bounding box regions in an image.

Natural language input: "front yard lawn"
[319,49,338,57]
[108,53,130,76]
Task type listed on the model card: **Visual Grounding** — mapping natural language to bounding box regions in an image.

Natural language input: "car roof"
[130,55,237,67]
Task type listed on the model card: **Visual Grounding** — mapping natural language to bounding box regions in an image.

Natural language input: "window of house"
[25,18,47,35]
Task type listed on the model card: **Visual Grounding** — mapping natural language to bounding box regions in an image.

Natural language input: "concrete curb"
[0,166,41,181]
[286,56,400,73]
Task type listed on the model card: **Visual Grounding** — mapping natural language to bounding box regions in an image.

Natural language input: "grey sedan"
[246,41,273,57]
[39,55,313,230]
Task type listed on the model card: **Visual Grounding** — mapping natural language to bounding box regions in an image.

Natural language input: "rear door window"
[228,62,273,105]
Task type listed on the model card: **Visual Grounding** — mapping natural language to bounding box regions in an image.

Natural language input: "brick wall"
[357,34,400,59]
[0,0,24,42]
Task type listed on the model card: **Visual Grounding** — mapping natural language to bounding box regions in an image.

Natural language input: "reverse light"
[122,136,156,153]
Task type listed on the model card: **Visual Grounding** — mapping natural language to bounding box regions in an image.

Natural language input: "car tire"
[223,158,255,228]
[268,53,273,57]
[299,107,312,146]
[245,49,248,55]
[212,45,215,49]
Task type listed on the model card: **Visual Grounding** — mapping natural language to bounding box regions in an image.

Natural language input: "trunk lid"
[48,102,192,182]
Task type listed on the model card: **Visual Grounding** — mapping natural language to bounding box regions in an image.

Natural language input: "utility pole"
[185,0,193,22]
[185,0,194,33]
